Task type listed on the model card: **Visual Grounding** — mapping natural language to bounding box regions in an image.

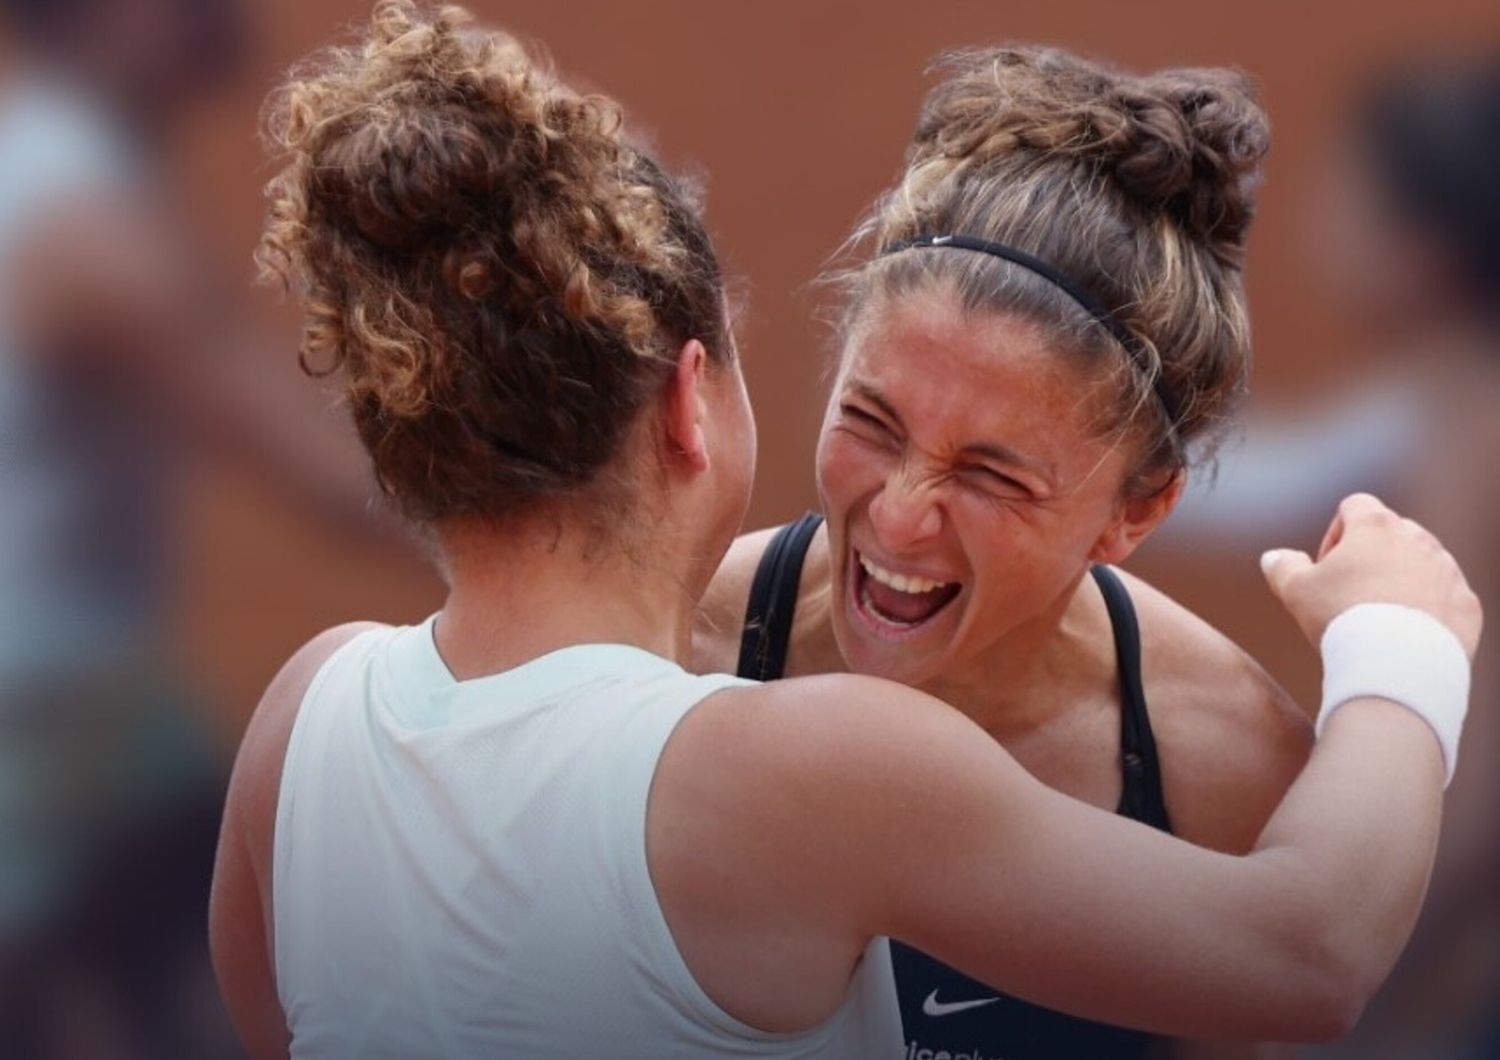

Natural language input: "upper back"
[262,619,900,1059]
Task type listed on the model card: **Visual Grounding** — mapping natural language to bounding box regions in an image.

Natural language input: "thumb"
[1260,548,1313,601]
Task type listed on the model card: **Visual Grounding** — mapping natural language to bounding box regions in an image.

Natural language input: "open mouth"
[851,550,962,634]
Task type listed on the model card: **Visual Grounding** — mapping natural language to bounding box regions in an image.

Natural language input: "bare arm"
[209,623,383,1060]
[883,496,1477,1038]
[663,495,1479,1042]
[1124,567,1315,857]
[876,684,1437,1040]
[210,802,288,1060]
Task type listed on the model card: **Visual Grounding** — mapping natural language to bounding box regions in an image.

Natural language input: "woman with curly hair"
[210,4,1480,1058]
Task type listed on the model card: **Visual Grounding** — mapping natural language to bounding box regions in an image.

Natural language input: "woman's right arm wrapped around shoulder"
[738,492,1479,1043]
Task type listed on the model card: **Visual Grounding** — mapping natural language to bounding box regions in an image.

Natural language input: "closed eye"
[841,403,898,440]
[962,464,1032,498]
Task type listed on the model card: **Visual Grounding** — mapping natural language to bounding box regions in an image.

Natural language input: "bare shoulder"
[222,622,390,879]
[661,671,1017,836]
[210,621,387,1058]
[692,524,793,674]
[651,672,1026,1028]
[652,671,1023,927]
[1113,568,1313,854]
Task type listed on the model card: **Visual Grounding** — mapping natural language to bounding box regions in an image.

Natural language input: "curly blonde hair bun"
[258,0,729,523]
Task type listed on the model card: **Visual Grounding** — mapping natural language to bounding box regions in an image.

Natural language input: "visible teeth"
[859,554,952,595]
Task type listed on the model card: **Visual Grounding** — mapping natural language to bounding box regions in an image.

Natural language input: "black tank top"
[736,513,1173,1060]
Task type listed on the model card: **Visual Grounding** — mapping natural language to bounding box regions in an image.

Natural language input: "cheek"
[954,501,1087,609]
[961,513,1042,585]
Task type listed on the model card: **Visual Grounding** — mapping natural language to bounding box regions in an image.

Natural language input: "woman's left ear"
[663,339,711,473]
[1088,470,1186,565]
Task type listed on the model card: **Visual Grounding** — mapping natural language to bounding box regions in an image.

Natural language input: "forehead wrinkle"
[847,290,1133,503]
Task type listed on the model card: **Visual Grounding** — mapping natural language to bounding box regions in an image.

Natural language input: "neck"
[918,569,1113,738]
[433,512,701,680]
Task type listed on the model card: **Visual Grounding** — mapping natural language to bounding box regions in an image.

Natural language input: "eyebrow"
[847,380,1058,488]
[849,382,905,429]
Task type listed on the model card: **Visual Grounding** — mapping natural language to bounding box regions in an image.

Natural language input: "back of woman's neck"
[434,517,699,680]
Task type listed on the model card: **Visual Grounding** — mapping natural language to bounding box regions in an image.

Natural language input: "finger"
[1337,492,1391,525]
[1260,548,1313,601]
[1316,510,1345,561]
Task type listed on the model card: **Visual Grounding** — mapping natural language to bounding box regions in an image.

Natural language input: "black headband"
[881,234,1180,425]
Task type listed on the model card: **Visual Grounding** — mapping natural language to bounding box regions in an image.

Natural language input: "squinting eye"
[964,466,1028,495]
[841,404,893,436]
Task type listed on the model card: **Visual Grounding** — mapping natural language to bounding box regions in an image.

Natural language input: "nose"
[868,466,942,552]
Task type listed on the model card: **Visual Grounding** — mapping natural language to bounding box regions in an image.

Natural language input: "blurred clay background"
[1,1,1496,1056]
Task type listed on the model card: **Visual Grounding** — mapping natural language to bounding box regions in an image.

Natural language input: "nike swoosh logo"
[921,989,1001,1018]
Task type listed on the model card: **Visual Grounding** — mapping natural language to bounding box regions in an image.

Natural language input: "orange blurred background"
[3,1,1498,1056]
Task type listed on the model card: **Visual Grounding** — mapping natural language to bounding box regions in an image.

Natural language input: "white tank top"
[273,619,902,1059]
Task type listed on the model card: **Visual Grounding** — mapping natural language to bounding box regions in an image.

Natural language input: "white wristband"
[1318,603,1470,787]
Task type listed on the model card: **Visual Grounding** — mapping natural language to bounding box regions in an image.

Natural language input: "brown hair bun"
[844,45,1273,494]
[911,47,1268,267]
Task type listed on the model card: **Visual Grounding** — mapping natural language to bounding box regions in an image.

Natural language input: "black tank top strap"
[735,512,824,681]
[1090,564,1172,833]
[888,567,1172,1059]
[735,540,1172,1058]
